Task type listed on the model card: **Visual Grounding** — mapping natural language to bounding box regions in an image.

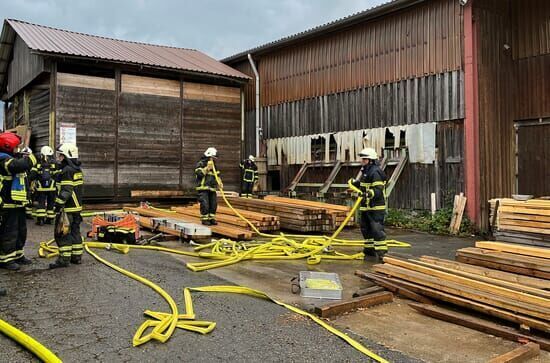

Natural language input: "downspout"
[247,53,261,157]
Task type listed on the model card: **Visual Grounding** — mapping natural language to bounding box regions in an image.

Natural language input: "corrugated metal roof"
[222,0,425,63]
[4,19,249,80]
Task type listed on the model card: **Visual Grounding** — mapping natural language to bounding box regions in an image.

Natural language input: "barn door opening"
[515,119,550,197]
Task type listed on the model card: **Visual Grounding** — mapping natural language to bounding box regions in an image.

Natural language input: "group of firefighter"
[195,146,389,258]
[0,130,388,296]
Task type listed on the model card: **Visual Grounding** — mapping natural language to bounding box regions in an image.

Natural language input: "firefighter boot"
[1,262,20,271]
[49,259,70,269]
[17,256,33,265]
[70,256,82,265]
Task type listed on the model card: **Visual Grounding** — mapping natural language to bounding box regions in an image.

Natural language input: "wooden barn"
[0,19,249,199]
[223,0,550,230]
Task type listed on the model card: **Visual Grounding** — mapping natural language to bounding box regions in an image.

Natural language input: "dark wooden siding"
[263,70,464,139]
[511,0,550,60]
[474,0,516,228]
[231,0,463,108]
[56,82,116,197]
[6,35,45,99]
[182,99,241,191]
[515,54,550,120]
[118,92,181,194]
[281,120,463,210]
[27,84,50,150]
[517,122,550,197]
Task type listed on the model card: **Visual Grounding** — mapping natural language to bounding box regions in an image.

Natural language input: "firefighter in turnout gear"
[50,143,84,269]
[240,155,258,198]
[0,132,37,270]
[195,147,222,226]
[351,147,388,261]
[29,146,59,225]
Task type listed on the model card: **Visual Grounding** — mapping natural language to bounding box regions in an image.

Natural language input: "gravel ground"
[0,222,422,362]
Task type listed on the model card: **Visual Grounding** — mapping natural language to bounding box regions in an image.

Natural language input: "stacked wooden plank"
[490,198,550,247]
[221,197,335,232]
[263,195,354,226]
[171,204,280,232]
[124,206,253,240]
[358,241,550,349]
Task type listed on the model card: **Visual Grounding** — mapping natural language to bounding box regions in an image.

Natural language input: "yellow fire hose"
[0,318,62,363]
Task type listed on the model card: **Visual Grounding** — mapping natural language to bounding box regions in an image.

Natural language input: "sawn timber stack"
[221,197,351,232]
[124,206,253,240]
[490,198,550,247]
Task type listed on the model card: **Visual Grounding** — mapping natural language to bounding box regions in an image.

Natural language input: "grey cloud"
[0,0,387,59]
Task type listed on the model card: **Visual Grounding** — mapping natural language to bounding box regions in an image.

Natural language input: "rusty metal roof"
[2,19,249,80]
[222,0,425,63]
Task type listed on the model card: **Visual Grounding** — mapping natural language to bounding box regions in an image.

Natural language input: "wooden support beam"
[488,343,540,363]
[315,291,393,318]
[476,241,550,259]
[409,303,550,351]
[354,270,433,305]
[352,286,385,298]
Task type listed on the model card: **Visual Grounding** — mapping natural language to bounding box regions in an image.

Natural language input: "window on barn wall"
[515,118,550,198]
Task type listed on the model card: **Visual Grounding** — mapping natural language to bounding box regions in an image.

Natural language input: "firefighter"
[29,146,58,225]
[195,147,222,226]
[0,132,37,270]
[351,148,388,261]
[240,155,258,198]
[50,143,84,269]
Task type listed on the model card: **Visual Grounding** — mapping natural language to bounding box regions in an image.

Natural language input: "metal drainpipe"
[247,53,261,157]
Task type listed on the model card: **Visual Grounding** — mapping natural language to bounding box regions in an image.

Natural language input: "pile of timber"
[358,241,550,350]
[221,197,347,232]
[171,204,280,232]
[263,195,354,226]
[490,198,550,247]
[124,206,253,240]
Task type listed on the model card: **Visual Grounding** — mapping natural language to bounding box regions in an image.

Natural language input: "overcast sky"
[1,0,387,59]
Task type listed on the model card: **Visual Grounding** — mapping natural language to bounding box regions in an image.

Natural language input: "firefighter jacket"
[0,152,37,208]
[240,160,258,183]
[29,156,60,192]
[55,159,83,213]
[352,162,387,212]
[195,157,219,192]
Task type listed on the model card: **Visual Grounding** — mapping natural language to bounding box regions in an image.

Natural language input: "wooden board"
[409,303,550,351]
[419,256,550,291]
[183,82,240,104]
[373,264,550,320]
[354,270,433,305]
[488,343,540,363]
[121,74,180,97]
[131,190,185,198]
[315,291,393,318]
[476,241,550,260]
[57,72,115,91]
[379,275,550,333]
[382,257,550,309]
[353,286,386,298]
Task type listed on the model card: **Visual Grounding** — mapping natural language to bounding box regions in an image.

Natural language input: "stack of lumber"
[358,241,550,349]
[171,204,280,232]
[124,206,253,240]
[221,197,341,232]
[490,198,550,247]
[263,195,354,226]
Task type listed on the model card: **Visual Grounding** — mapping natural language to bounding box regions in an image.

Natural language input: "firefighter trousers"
[0,207,28,264]
[34,191,56,221]
[54,212,83,263]
[240,181,254,198]
[360,210,387,252]
[198,190,217,221]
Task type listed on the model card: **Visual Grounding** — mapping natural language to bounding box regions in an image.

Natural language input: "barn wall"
[262,70,464,139]
[56,72,116,197]
[281,120,463,209]
[182,83,242,191]
[52,71,242,198]
[6,35,45,99]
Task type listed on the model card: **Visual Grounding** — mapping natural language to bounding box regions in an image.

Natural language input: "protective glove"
[20,147,32,155]
[54,204,63,214]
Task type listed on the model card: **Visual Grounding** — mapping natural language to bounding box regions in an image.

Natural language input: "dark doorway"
[517,121,550,197]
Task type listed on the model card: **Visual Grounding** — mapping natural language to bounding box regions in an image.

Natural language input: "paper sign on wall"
[59,122,77,144]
